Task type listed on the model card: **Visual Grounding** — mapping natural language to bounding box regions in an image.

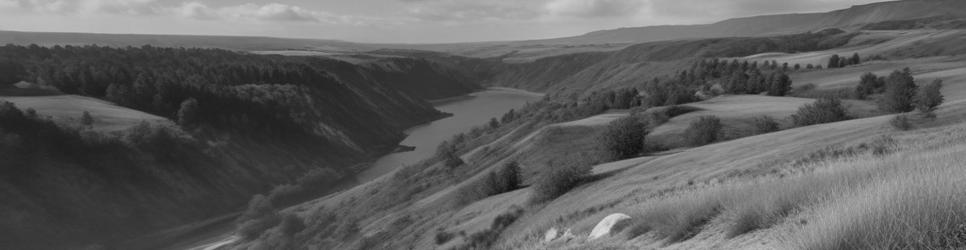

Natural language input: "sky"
[0,0,890,43]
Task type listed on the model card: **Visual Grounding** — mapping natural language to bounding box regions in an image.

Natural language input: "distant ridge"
[543,0,966,44]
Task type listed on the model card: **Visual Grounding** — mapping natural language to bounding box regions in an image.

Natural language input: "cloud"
[403,0,545,23]
[545,0,646,18]
[13,0,162,15]
[171,2,392,26]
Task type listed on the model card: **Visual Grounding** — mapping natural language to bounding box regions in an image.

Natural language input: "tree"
[914,79,944,117]
[827,55,841,69]
[599,116,648,160]
[685,116,722,147]
[177,98,199,127]
[497,161,522,191]
[792,97,849,126]
[850,53,861,65]
[767,72,792,96]
[878,69,918,113]
[80,111,94,127]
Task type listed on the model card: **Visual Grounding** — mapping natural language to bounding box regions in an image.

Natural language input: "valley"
[4,0,966,249]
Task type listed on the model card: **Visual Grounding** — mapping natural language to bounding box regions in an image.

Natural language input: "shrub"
[890,115,912,131]
[530,157,592,203]
[279,213,306,236]
[792,97,848,126]
[457,207,524,249]
[599,116,648,160]
[455,161,523,206]
[237,194,281,239]
[855,72,884,99]
[435,230,455,245]
[80,111,94,126]
[685,116,722,147]
[753,116,780,134]
[437,141,464,168]
[914,79,944,117]
[878,69,918,113]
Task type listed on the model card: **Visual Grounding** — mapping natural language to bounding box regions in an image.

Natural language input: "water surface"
[356,88,542,182]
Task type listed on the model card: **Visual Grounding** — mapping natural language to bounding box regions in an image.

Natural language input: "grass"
[795,146,966,249]
[616,120,966,249]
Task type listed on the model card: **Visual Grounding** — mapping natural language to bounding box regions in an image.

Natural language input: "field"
[0,95,171,132]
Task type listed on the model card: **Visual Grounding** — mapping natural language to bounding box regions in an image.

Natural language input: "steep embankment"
[0,45,480,249]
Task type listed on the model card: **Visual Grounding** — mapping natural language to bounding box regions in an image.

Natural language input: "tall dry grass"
[624,124,966,248]
[795,146,966,249]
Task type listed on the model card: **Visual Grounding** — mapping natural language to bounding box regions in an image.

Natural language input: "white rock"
[588,213,631,240]
[544,227,559,242]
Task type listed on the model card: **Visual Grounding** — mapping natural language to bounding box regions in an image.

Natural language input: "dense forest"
[0,45,480,249]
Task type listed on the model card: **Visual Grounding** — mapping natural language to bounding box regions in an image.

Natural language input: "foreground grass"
[618,122,966,249]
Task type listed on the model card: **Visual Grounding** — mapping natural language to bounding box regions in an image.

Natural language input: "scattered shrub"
[279,213,306,236]
[437,141,464,169]
[530,157,593,203]
[455,161,523,206]
[753,116,780,134]
[456,207,524,249]
[80,111,94,126]
[792,97,849,126]
[435,229,455,245]
[599,116,648,160]
[685,116,722,147]
[890,115,912,131]
[237,194,281,239]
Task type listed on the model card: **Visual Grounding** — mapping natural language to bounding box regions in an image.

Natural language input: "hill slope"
[548,0,966,44]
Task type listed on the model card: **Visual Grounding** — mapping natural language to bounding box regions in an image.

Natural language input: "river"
[355,87,543,182]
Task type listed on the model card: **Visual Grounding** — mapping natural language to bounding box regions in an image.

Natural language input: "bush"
[437,141,464,168]
[435,230,455,245]
[890,115,912,131]
[80,111,94,126]
[279,213,306,236]
[530,157,593,203]
[753,116,780,134]
[599,116,648,160]
[685,116,722,147]
[914,79,944,117]
[237,194,281,239]
[455,161,523,206]
[792,97,849,126]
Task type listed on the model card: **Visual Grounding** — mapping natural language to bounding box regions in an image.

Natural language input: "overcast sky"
[0,0,889,43]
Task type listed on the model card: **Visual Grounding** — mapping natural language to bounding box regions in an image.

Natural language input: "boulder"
[544,227,560,242]
[588,213,631,240]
